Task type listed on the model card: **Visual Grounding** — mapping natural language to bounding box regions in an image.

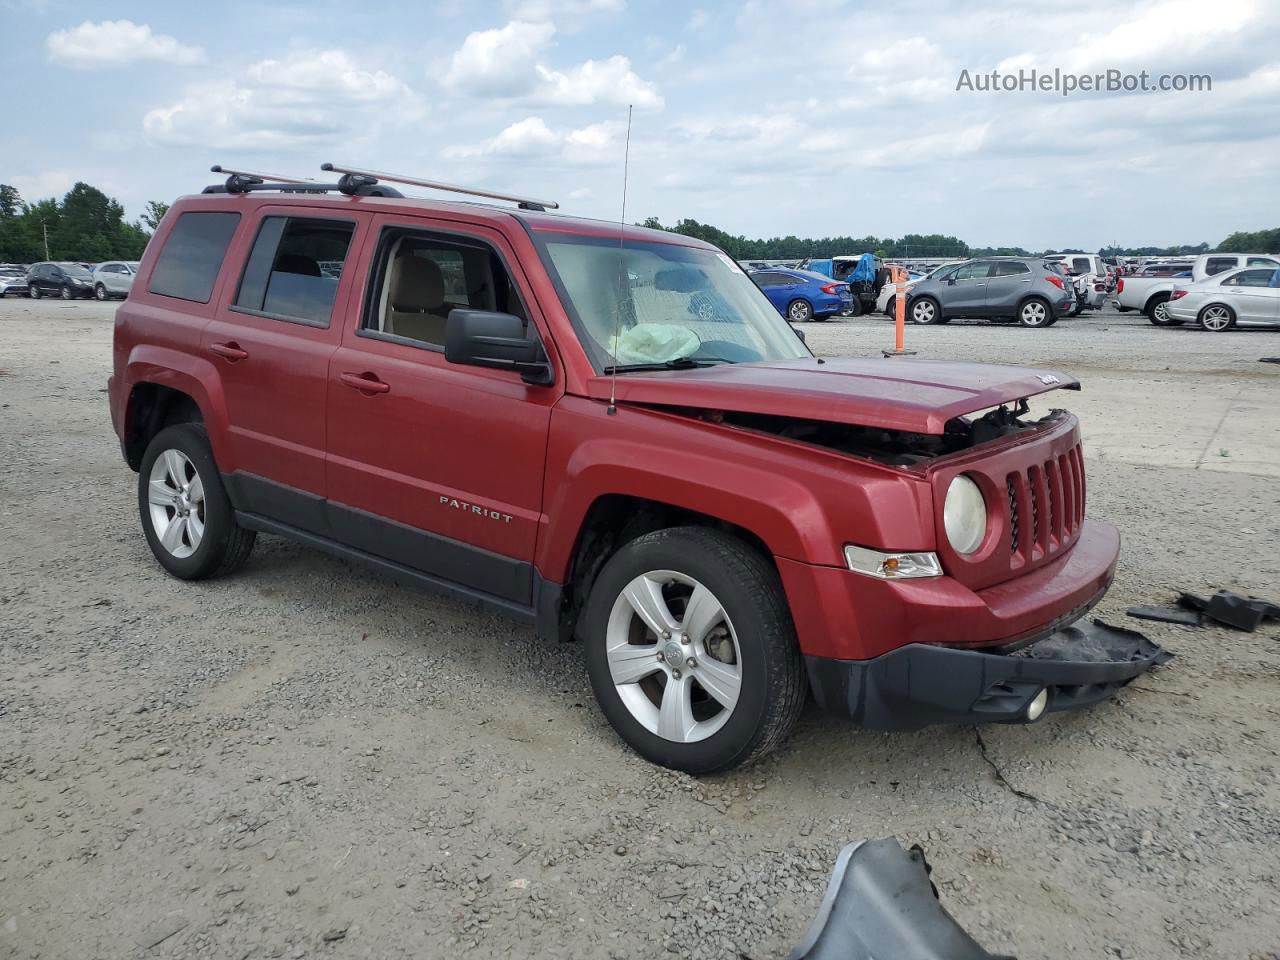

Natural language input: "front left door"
[942,261,990,316]
[201,206,369,531]
[324,215,561,606]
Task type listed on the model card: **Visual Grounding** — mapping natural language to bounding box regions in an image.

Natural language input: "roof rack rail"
[202,164,403,198]
[320,163,559,211]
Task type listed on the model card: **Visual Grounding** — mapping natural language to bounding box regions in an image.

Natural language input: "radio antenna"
[607,104,634,415]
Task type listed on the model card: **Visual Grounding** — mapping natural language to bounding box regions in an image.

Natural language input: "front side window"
[1246,257,1279,268]
[234,216,355,326]
[1205,257,1237,276]
[537,234,809,370]
[149,211,241,303]
[362,229,528,349]
[953,262,989,280]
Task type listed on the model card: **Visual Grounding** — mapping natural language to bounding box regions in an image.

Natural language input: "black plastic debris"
[1178,590,1280,632]
[1260,357,1280,364]
[1126,605,1202,627]
[787,838,1012,960]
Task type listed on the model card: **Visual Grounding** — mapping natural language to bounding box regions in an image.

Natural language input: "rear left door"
[201,206,370,530]
[983,261,1031,314]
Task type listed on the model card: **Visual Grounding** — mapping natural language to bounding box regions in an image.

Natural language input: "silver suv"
[906,257,1075,328]
[92,261,142,301]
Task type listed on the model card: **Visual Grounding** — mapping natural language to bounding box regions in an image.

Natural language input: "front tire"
[60,285,72,300]
[787,299,813,323]
[910,297,942,324]
[582,527,805,774]
[95,283,108,301]
[137,423,256,580]
[30,284,41,299]
[846,297,863,317]
[1198,304,1235,332]
[1018,298,1052,327]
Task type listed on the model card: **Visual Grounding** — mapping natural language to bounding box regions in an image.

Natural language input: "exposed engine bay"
[717,399,1067,466]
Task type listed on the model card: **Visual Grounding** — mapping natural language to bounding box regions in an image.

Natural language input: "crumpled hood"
[585,357,1079,434]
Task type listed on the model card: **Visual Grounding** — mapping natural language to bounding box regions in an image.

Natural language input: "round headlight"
[944,474,987,554]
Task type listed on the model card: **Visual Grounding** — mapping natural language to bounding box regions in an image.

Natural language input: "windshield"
[61,264,92,278]
[537,234,810,370]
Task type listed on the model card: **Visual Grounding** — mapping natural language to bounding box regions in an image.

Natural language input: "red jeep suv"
[108,167,1169,773]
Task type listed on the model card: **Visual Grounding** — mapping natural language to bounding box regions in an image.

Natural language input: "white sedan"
[1166,266,1280,331]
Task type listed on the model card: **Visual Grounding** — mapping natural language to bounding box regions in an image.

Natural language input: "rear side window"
[149,212,241,303]
[990,261,1030,277]
[1071,257,1092,274]
[234,216,355,326]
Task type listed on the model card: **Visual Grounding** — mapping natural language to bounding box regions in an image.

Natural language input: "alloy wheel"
[1021,301,1048,326]
[911,300,935,324]
[61,285,72,300]
[95,284,107,301]
[604,570,742,743]
[146,449,206,559]
[1201,305,1232,331]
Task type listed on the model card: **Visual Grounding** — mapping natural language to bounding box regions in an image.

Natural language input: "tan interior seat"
[387,254,449,344]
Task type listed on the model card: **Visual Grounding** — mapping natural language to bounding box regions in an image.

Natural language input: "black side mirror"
[945,278,956,285]
[792,325,806,343]
[445,309,553,386]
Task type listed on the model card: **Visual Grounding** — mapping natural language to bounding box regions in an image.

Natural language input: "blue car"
[750,268,852,322]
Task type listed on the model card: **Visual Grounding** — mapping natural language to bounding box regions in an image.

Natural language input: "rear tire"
[582,527,805,774]
[1146,294,1173,325]
[1197,304,1236,332]
[1018,298,1052,328]
[137,423,256,581]
[786,299,813,322]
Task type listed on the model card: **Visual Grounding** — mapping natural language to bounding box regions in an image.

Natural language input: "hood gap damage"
[671,400,1069,467]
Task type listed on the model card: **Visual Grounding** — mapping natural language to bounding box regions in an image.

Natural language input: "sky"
[2,0,1278,250]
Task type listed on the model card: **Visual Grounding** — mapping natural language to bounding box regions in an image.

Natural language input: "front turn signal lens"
[844,545,942,580]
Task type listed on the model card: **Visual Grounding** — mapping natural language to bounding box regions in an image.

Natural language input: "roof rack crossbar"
[320,163,559,211]
[211,165,316,185]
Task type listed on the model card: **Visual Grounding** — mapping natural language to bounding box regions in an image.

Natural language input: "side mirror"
[445,309,553,386]
[945,277,956,285]
[792,326,806,343]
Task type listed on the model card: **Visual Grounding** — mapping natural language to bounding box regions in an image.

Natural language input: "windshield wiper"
[602,356,736,374]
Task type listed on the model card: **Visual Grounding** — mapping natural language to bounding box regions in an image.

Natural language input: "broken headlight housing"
[943,474,987,554]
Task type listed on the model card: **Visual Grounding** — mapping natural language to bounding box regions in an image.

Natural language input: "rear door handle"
[210,341,249,361]
[339,372,391,395]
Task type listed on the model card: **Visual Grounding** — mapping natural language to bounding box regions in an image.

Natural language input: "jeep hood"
[584,357,1079,434]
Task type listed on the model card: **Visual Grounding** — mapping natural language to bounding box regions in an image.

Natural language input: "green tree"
[141,200,170,231]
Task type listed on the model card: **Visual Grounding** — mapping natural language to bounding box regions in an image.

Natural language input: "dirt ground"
[2,297,1278,960]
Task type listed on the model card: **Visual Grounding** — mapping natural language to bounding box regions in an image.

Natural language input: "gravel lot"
[2,297,1278,960]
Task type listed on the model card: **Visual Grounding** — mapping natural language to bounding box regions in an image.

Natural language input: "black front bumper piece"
[806,618,1173,731]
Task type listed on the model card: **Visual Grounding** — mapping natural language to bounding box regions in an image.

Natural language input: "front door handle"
[339,372,391,395]
[210,341,249,361]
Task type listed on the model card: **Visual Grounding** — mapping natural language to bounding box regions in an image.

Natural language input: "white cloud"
[444,20,556,98]
[445,116,622,165]
[47,20,204,69]
[143,50,417,149]
[8,170,76,203]
[505,0,623,19]
[444,19,662,109]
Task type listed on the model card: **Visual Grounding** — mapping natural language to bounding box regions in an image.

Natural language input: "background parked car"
[1167,266,1280,332]
[905,257,1074,328]
[749,268,852,321]
[876,268,927,316]
[1115,252,1280,324]
[92,261,142,300]
[27,261,96,299]
[0,264,29,297]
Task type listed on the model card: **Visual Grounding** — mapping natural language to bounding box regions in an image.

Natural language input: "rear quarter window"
[149,211,241,303]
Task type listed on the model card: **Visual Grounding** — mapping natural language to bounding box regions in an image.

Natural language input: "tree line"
[638,217,1277,260]
[0,182,169,264]
[1,180,1274,265]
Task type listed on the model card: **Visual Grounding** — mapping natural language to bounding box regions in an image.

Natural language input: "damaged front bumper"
[805,618,1173,730]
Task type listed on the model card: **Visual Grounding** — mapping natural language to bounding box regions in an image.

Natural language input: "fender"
[535,396,935,582]
[123,344,233,470]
